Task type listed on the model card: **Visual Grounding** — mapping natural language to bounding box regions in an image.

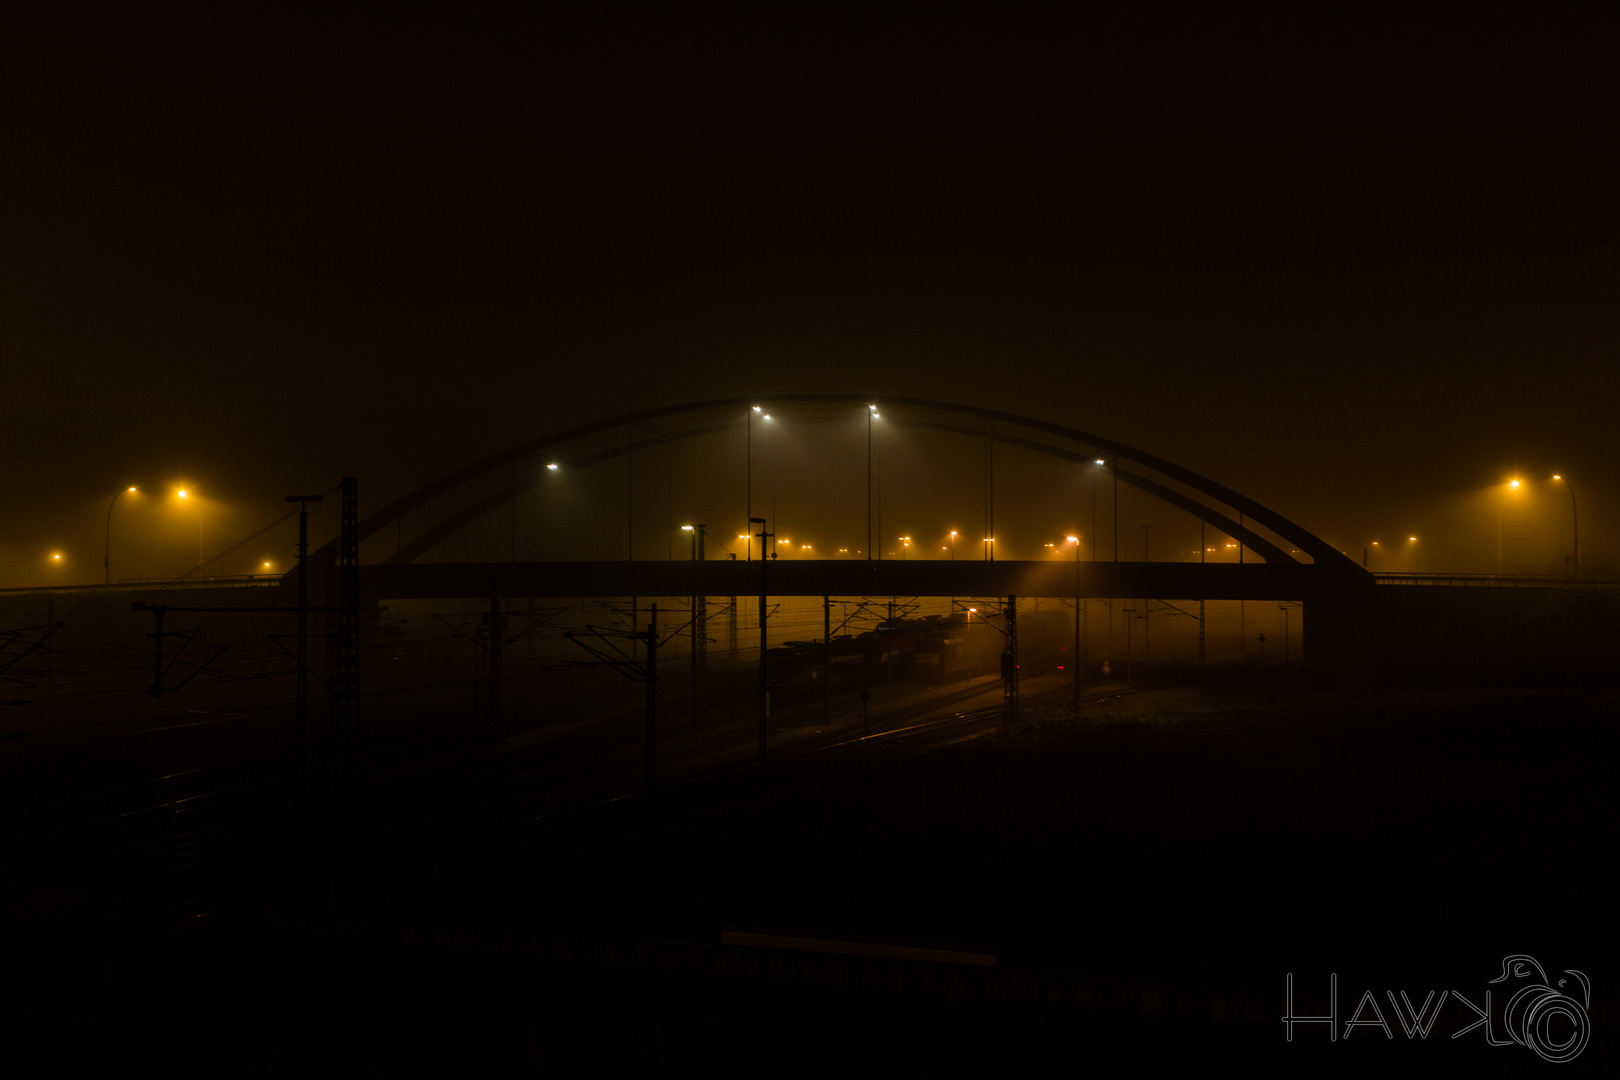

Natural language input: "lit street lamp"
[1067,535,1080,707]
[1499,478,1521,574]
[105,485,136,585]
[1552,475,1579,581]
[175,485,203,570]
[746,406,762,562]
[681,524,708,722]
[867,405,879,562]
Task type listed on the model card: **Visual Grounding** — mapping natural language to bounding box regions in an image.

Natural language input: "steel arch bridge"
[316,394,1364,593]
[295,395,1380,681]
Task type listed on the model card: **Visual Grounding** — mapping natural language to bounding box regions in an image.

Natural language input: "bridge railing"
[1372,572,1590,588]
[0,574,284,597]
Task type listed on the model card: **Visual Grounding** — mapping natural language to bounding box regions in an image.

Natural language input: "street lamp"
[899,537,910,560]
[1552,475,1579,581]
[867,405,879,563]
[174,485,203,570]
[681,523,707,560]
[1091,460,1104,565]
[949,530,957,560]
[982,538,994,561]
[1499,478,1521,574]
[682,524,708,721]
[1067,536,1080,707]
[105,485,137,585]
[746,406,762,562]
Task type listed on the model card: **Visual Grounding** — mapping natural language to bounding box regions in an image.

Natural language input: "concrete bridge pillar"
[1303,591,1383,687]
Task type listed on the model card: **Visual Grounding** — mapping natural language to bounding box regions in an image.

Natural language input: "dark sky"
[5,4,1616,584]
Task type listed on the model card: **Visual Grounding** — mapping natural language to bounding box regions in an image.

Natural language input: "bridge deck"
[351,560,1367,602]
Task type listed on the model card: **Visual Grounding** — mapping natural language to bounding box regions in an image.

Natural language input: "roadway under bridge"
[353,559,1365,605]
[303,558,1381,685]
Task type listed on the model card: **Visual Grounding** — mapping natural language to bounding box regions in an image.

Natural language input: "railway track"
[0,653,1274,931]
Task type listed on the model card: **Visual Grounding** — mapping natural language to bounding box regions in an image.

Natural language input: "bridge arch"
[327,395,1365,583]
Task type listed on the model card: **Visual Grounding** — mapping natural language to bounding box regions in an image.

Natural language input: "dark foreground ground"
[8,672,1617,1076]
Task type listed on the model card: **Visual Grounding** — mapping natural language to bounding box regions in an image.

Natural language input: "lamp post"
[1068,536,1080,707]
[900,537,910,561]
[104,485,136,585]
[1499,479,1520,574]
[682,524,707,724]
[752,516,771,762]
[747,406,761,561]
[1552,475,1579,581]
[949,531,957,560]
[866,405,878,562]
[176,487,201,570]
[1095,459,1111,662]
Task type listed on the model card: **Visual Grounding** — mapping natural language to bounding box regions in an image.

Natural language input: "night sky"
[5,4,1616,585]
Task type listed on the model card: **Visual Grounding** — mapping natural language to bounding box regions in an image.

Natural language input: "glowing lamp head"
[1066,536,1079,543]
[177,489,189,499]
[681,525,694,532]
[1509,479,1520,489]
[547,463,559,471]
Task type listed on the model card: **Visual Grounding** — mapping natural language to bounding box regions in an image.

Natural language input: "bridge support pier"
[1303,591,1382,686]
